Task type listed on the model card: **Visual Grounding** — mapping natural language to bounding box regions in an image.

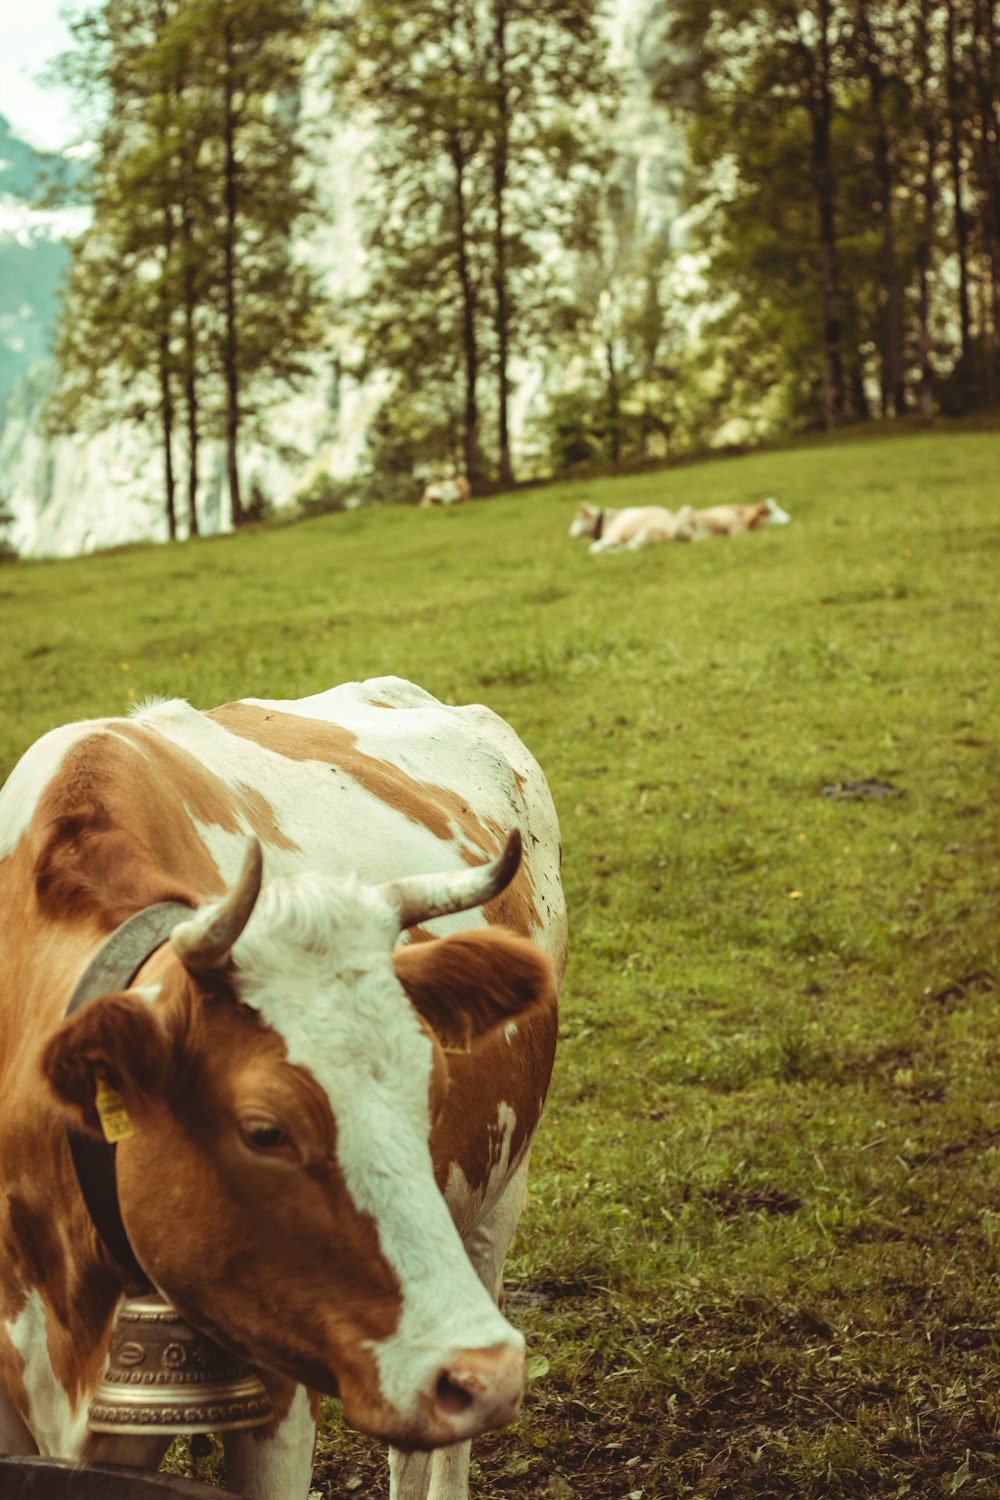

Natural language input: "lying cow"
[419,476,471,508]
[672,497,791,540]
[567,501,683,553]
[570,497,791,553]
[0,676,566,1500]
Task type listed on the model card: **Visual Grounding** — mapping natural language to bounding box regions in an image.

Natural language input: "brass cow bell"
[89,1294,273,1435]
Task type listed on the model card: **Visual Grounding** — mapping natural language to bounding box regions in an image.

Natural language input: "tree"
[51,0,326,535]
[851,0,906,415]
[330,0,613,490]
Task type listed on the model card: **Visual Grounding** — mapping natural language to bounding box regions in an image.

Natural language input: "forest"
[49,0,999,529]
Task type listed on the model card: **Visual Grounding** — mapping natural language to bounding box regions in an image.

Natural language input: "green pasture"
[2,425,999,1497]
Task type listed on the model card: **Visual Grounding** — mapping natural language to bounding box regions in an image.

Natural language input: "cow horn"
[170,838,264,971]
[383,829,522,931]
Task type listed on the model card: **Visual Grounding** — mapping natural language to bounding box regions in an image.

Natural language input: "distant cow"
[673,497,791,540]
[419,476,471,508]
[568,501,682,553]
[0,676,566,1500]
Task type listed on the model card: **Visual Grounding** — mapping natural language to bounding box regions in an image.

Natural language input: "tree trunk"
[915,0,938,418]
[180,187,200,537]
[605,336,621,464]
[222,14,243,527]
[972,0,1000,370]
[448,130,484,489]
[944,0,973,358]
[801,0,846,428]
[491,0,515,485]
[856,0,905,415]
[158,332,178,541]
[158,193,177,541]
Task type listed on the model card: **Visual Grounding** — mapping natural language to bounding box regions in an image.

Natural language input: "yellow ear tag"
[95,1072,134,1143]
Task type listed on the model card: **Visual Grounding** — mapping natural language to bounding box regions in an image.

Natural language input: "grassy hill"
[2,427,999,1497]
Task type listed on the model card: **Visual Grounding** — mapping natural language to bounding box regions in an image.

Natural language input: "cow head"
[568,502,602,540]
[40,833,555,1449]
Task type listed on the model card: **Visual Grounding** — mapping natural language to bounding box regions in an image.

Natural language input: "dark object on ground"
[821,779,900,801]
[0,1457,245,1499]
[703,1185,802,1219]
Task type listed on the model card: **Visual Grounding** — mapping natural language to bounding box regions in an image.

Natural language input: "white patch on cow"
[504,1022,518,1044]
[133,679,565,969]
[5,1288,94,1456]
[765,497,791,525]
[444,1102,520,1239]
[231,872,519,1426]
[0,721,99,860]
[134,985,161,1005]
[224,1382,316,1500]
[5,680,564,968]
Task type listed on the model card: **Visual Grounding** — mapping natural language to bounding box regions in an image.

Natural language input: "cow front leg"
[223,1379,317,1500]
[389,1157,534,1500]
[389,1441,471,1500]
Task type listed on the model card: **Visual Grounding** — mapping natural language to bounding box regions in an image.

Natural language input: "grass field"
[2,424,999,1498]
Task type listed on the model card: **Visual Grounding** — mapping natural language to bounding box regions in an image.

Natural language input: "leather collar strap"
[65,902,193,1295]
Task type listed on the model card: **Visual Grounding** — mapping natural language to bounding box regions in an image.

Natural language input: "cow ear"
[393,928,556,1054]
[40,994,177,1137]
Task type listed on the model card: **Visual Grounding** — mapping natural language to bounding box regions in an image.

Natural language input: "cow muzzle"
[344,1338,527,1451]
[425,1341,526,1445]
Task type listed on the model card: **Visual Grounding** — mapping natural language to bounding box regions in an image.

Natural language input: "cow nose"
[428,1342,526,1441]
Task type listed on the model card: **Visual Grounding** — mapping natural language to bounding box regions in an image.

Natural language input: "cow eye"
[239,1118,291,1154]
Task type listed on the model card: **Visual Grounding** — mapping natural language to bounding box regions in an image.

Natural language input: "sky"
[3,1,78,152]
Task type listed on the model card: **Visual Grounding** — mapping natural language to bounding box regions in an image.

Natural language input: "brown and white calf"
[0,676,566,1500]
[672,497,791,540]
[568,501,682,553]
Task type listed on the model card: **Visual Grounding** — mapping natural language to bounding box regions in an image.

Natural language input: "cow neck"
[593,509,605,540]
[64,901,193,1296]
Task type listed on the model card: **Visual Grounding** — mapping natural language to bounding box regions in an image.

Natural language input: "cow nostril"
[435,1371,475,1417]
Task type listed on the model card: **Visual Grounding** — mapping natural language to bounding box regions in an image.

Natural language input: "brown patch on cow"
[0,1168,121,1414]
[395,930,558,1198]
[482,877,541,944]
[208,703,519,876]
[29,728,229,927]
[7,1196,68,1310]
[234,783,300,853]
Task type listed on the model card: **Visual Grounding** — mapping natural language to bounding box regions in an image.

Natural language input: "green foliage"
[647,0,1000,435]
[2,422,999,1494]
[329,0,615,486]
[293,472,357,516]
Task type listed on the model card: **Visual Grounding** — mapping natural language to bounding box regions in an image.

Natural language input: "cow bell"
[89,1293,273,1436]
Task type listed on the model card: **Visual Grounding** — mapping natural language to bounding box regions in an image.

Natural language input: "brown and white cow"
[671,497,791,540]
[418,477,471,508]
[568,501,683,553]
[569,497,790,552]
[0,676,566,1500]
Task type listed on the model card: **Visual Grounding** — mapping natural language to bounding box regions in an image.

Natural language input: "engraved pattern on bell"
[88,1293,274,1435]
